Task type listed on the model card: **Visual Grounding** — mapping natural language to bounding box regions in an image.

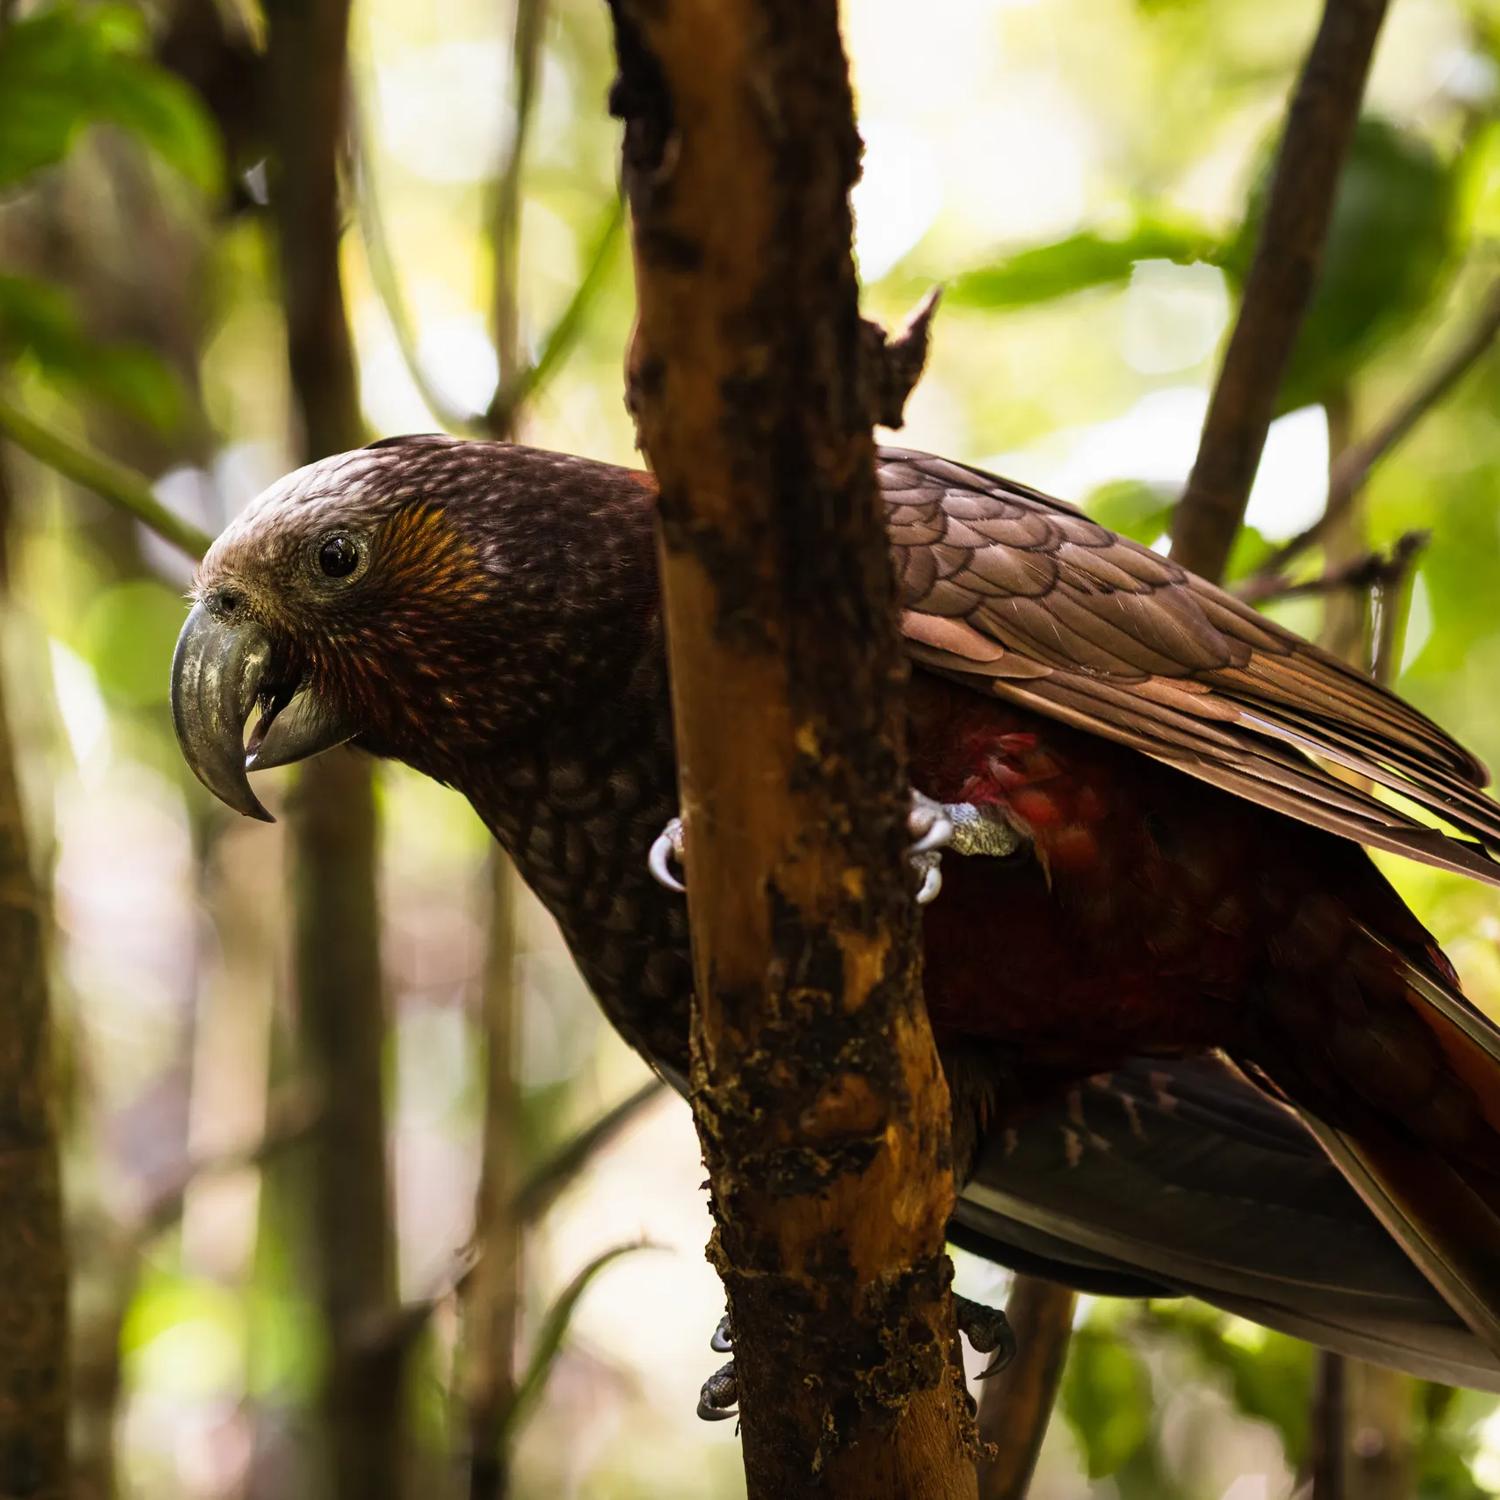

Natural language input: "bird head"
[171,435,657,820]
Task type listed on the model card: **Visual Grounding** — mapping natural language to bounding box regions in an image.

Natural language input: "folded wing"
[953,1054,1500,1391]
[882,449,1500,886]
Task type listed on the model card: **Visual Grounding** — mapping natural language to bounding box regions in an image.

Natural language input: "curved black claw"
[698,1358,739,1421]
[957,1294,1017,1379]
[710,1312,733,1354]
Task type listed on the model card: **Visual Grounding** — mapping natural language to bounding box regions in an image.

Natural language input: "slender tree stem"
[264,3,402,1496]
[485,0,548,426]
[1170,0,1389,582]
[0,393,212,559]
[464,853,522,1500]
[975,1278,1075,1500]
[1253,277,1500,583]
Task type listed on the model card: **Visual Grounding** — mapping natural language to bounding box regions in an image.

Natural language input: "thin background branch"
[976,1278,1076,1500]
[263,3,403,1496]
[1170,0,1390,582]
[1252,276,1500,584]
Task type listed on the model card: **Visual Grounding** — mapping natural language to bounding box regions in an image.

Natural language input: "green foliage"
[947,217,1220,310]
[1143,1303,1314,1462]
[499,1242,656,1445]
[0,3,222,193]
[1060,1319,1155,1477]
[0,274,183,429]
[949,116,1457,414]
[1083,478,1177,543]
[1229,117,1458,410]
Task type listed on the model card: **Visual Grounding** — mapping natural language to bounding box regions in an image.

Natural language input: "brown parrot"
[171,435,1500,1391]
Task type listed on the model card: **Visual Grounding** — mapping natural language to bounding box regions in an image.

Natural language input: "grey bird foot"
[647,793,1022,902]
[908,790,1027,904]
[698,1358,739,1421]
[956,1294,1017,1379]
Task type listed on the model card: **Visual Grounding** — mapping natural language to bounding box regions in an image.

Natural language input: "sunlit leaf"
[947,217,1222,310]
[0,3,222,192]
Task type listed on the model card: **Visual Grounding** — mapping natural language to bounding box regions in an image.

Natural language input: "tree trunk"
[607,4,976,1496]
[0,454,69,1500]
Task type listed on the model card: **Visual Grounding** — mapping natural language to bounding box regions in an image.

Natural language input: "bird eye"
[317,534,361,579]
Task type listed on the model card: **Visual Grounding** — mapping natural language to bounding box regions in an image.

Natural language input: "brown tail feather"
[1257,938,1500,1358]
[1300,1117,1500,1356]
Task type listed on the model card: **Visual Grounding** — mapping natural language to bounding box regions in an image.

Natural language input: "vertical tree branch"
[461,8,546,1489]
[975,1278,1075,1500]
[264,4,402,1496]
[1307,389,1420,1500]
[463,854,521,1500]
[1311,1350,1349,1500]
[607,4,975,1496]
[0,448,69,1500]
[1170,0,1389,581]
[484,0,548,430]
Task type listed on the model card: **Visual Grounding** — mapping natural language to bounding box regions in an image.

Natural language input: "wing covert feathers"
[883,447,1500,885]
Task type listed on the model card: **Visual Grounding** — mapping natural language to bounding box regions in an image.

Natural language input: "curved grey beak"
[170,600,354,822]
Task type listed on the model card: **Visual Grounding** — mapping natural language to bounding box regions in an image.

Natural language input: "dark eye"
[317,534,360,579]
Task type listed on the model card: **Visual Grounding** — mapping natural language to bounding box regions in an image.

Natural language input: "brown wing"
[881,447,1500,887]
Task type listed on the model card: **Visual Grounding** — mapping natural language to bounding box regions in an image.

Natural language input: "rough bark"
[606,4,975,1496]
[975,1279,1075,1500]
[1170,0,1389,582]
[0,452,69,1500]
[264,3,402,1495]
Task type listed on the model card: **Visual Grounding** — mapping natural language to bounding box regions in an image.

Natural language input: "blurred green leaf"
[1083,479,1177,544]
[0,3,222,192]
[1460,120,1500,241]
[500,1241,655,1445]
[1060,1322,1154,1477]
[0,274,185,429]
[82,580,195,707]
[1223,521,1276,581]
[1227,117,1458,411]
[947,216,1222,310]
[1414,1385,1498,1500]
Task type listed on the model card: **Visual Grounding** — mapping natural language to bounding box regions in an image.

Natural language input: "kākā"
[171,435,1500,1390]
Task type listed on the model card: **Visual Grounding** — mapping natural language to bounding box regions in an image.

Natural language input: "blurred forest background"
[1,0,1499,1497]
